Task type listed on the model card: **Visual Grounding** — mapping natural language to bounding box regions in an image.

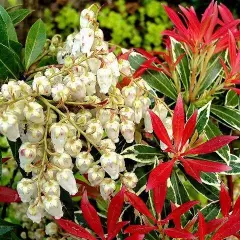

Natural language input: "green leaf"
[199,201,220,222]
[9,40,22,58]
[0,6,17,42]
[9,9,32,26]
[0,14,9,47]
[225,90,239,108]
[200,172,220,186]
[0,43,22,80]
[170,38,190,90]
[24,19,46,70]
[204,120,231,164]
[121,144,164,164]
[196,101,211,134]
[211,105,240,131]
[221,154,240,175]
[129,53,177,100]
[0,219,18,236]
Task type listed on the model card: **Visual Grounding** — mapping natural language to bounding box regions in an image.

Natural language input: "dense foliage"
[0,1,240,240]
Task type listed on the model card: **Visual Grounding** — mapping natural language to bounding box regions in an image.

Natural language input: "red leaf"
[220,183,232,217]
[165,200,199,225]
[228,30,237,68]
[56,218,96,240]
[197,211,206,240]
[183,135,238,156]
[233,195,240,215]
[81,191,105,239]
[212,214,240,240]
[2,157,10,163]
[124,225,157,234]
[75,179,100,199]
[229,87,240,95]
[0,186,21,203]
[153,183,167,216]
[149,110,173,151]
[181,159,232,183]
[107,221,129,240]
[146,159,175,191]
[205,218,226,235]
[125,234,145,240]
[125,191,156,221]
[180,111,197,151]
[164,228,195,239]
[172,94,185,150]
[107,188,125,236]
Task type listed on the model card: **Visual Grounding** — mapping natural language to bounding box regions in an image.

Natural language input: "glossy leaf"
[220,184,231,217]
[164,228,195,239]
[196,101,211,134]
[81,191,105,239]
[198,211,206,240]
[200,201,221,222]
[56,218,96,240]
[153,182,167,215]
[125,234,145,240]
[225,90,239,108]
[125,191,156,221]
[205,218,226,235]
[0,186,20,203]
[107,221,129,240]
[24,19,46,70]
[124,225,157,234]
[146,160,175,191]
[9,9,32,26]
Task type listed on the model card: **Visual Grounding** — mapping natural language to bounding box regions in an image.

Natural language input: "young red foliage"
[124,225,157,234]
[0,186,21,203]
[107,221,129,240]
[197,211,206,240]
[153,182,167,216]
[163,228,196,239]
[220,183,232,217]
[125,234,145,240]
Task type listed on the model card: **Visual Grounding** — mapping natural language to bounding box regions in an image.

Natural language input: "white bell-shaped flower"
[95,41,109,53]
[76,151,93,174]
[86,120,104,144]
[119,59,131,77]
[66,76,86,101]
[42,179,60,197]
[118,154,126,172]
[24,102,45,124]
[144,111,153,133]
[57,49,68,64]
[45,67,63,86]
[87,58,101,74]
[97,68,113,94]
[0,112,20,142]
[87,165,105,186]
[120,120,135,143]
[133,99,143,124]
[71,33,82,57]
[6,100,25,120]
[100,178,116,200]
[140,96,151,114]
[122,86,137,107]
[104,52,120,78]
[18,142,37,170]
[122,172,138,189]
[97,108,111,126]
[51,83,70,102]
[32,74,51,96]
[100,152,120,180]
[76,110,92,128]
[52,152,73,169]
[80,9,95,28]
[65,33,74,52]
[50,123,69,153]
[26,123,44,143]
[27,200,44,223]
[45,222,58,236]
[105,120,120,143]
[65,138,82,157]
[43,195,63,219]
[17,178,36,203]
[56,169,78,195]
[120,107,135,122]
[80,28,94,54]
[18,80,33,97]
[99,139,116,152]
[1,81,21,100]
[85,72,97,96]
[153,102,168,120]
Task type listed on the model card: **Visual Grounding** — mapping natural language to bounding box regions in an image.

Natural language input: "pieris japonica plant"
[0,1,240,240]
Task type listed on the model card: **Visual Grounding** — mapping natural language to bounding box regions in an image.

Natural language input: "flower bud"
[45,222,58,236]
[17,178,36,202]
[100,178,116,200]
[35,229,45,240]
[1,81,21,100]
[26,124,44,143]
[144,111,153,133]
[50,123,69,153]
[119,59,131,76]
[27,201,44,223]
[86,120,103,144]
[64,56,73,67]
[80,28,94,54]
[19,142,37,170]
[118,154,126,172]
[76,110,92,128]
[105,120,120,143]
[42,180,60,197]
[99,139,116,152]
[24,102,45,124]
[65,138,82,157]
[32,74,51,96]
[56,169,78,195]
[120,120,135,143]
[43,195,63,219]
[52,152,73,169]
[122,86,137,107]
[76,151,93,174]
[87,165,105,186]
[119,107,134,122]
[100,152,120,180]
[97,108,111,126]
[133,99,143,124]
[0,112,20,142]
[122,172,138,189]
[51,83,70,102]
[80,9,95,28]
[48,110,58,125]
[45,67,62,86]
[97,68,113,94]
[87,58,101,74]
